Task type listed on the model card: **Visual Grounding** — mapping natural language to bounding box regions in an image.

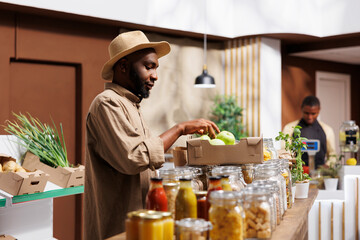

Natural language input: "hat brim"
[101,41,170,80]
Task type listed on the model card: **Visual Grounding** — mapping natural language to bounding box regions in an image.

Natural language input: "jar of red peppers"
[146,177,168,211]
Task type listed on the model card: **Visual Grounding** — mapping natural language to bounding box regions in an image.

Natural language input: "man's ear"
[118,58,128,73]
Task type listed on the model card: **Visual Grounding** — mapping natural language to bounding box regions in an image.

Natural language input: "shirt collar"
[104,82,141,106]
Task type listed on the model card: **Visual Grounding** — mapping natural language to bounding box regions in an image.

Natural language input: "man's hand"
[179,119,220,139]
[160,119,220,152]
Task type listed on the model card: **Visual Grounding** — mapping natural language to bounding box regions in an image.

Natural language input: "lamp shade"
[194,69,216,88]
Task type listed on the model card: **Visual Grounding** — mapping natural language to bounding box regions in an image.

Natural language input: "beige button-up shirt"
[84,82,164,240]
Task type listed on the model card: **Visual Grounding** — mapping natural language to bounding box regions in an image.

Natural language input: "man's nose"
[151,70,158,81]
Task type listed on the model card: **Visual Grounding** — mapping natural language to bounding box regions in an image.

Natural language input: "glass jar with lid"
[254,163,286,216]
[263,138,278,161]
[279,159,293,209]
[209,190,244,240]
[249,181,280,229]
[340,120,359,152]
[240,187,272,239]
[252,180,282,225]
[146,177,168,211]
[126,210,146,240]
[211,166,246,191]
[176,166,204,191]
[159,168,181,218]
[139,213,164,240]
[175,178,197,220]
[241,164,255,184]
[175,218,212,240]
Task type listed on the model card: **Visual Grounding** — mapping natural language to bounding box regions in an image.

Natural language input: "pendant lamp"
[194,0,215,88]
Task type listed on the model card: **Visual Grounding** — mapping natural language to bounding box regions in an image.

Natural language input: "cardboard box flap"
[0,154,16,164]
[22,151,85,188]
[246,137,262,145]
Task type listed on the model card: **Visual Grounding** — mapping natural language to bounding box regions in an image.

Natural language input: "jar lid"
[212,166,242,175]
[127,210,148,219]
[141,213,163,220]
[195,191,208,197]
[208,176,221,181]
[242,186,270,196]
[150,177,163,182]
[209,190,242,202]
[155,211,172,218]
[176,218,212,231]
[159,168,181,177]
[179,177,192,181]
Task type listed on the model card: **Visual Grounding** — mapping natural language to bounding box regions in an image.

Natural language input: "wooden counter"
[107,188,318,240]
[271,188,318,240]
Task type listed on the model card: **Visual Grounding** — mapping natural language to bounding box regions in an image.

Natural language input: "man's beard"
[130,67,149,99]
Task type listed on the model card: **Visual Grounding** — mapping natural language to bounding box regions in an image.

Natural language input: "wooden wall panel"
[0,12,119,240]
[0,11,15,129]
[282,55,360,129]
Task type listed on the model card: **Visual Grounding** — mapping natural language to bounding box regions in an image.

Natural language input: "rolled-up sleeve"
[87,96,164,175]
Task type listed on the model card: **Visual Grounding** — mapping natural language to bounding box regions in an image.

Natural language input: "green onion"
[4,112,69,168]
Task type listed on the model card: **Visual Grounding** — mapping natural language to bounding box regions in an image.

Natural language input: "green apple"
[200,135,211,141]
[209,139,225,145]
[216,131,236,145]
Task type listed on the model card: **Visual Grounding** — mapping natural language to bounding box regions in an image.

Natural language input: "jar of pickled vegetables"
[211,166,246,191]
[175,218,212,240]
[146,177,168,211]
[209,190,244,240]
[175,178,197,220]
[159,169,181,217]
[241,164,255,184]
[241,188,272,239]
[139,213,164,240]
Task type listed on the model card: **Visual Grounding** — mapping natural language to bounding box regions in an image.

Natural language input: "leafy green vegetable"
[4,112,69,168]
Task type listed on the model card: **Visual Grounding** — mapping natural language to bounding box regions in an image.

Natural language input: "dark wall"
[282,55,360,129]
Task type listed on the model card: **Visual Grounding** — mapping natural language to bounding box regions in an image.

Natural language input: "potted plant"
[276,126,311,199]
[318,155,342,191]
[210,95,247,140]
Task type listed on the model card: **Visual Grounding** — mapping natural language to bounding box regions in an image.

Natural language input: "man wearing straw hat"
[84,30,219,239]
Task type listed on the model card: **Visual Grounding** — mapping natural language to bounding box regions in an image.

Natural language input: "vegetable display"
[4,112,69,168]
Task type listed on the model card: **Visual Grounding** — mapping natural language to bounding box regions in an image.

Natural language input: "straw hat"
[101,30,171,80]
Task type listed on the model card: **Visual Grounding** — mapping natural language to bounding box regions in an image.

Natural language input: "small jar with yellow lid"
[139,213,164,240]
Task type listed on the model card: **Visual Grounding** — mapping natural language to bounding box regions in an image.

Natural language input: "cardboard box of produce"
[186,137,263,165]
[0,154,49,196]
[22,152,84,188]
